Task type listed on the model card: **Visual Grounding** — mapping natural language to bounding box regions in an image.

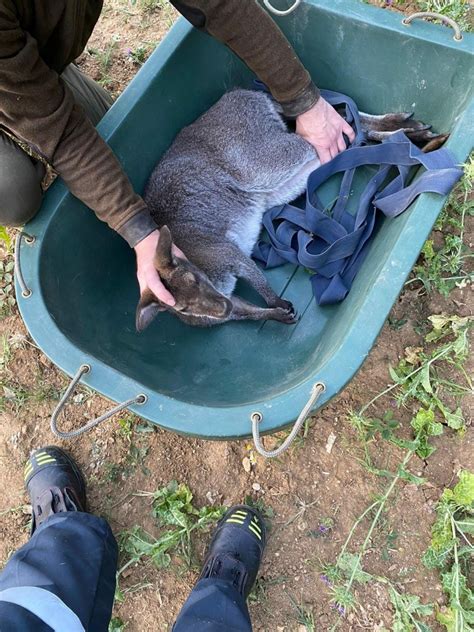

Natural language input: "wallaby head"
[136,226,233,331]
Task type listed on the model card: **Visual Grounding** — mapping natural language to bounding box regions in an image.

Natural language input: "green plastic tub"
[15,0,474,439]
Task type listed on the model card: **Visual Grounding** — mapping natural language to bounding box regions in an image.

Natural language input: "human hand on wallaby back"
[296,96,355,164]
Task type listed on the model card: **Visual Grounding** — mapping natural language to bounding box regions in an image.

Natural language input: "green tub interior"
[18,0,474,435]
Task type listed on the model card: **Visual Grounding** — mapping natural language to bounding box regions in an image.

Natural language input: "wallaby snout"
[136,226,233,331]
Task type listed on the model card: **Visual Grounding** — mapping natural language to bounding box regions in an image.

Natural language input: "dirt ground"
[0,2,473,631]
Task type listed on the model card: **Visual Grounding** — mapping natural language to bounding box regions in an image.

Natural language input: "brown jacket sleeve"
[170,0,320,118]
[0,1,156,246]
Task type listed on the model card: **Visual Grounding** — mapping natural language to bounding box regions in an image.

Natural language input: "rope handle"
[14,232,35,299]
[263,0,301,17]
[402,12,463,41]
[251,382,326,458]
[51,364,147,439]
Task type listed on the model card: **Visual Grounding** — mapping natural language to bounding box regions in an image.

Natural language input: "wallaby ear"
[154,225,175,271]
[136,290,166,332]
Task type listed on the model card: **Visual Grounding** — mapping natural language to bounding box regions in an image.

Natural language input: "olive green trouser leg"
[60,64,114,127]
[0,64,114,226]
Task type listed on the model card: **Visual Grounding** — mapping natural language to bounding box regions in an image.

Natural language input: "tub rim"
[15,4,474,439]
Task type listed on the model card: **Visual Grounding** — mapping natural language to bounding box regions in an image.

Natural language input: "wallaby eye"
[183,272,196,284]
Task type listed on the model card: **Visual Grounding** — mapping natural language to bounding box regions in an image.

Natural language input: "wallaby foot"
[360,111,445,146]
[229,296,298,324]
[421,134,449,153]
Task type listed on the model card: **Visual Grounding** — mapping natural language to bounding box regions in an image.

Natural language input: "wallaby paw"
[273,297,294,311]
[273,303,298,325]
[365,111,446,147]
[421,133,449,153]
[367,111,428,132]
[404,129,447,146]
[378,111,414,127]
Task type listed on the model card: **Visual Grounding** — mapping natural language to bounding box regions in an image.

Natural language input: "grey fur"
[139,89,439,329]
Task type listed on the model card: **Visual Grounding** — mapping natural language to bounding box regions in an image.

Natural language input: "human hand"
[296,97,355,164]
[134,230,186,306]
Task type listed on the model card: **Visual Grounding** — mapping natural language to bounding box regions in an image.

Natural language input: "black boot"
[199,504,267,600]
[25,446,87,533]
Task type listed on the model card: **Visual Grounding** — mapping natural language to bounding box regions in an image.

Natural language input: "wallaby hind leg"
[230,246,294,311]
[229,296,298,324]
[360,111,445,145]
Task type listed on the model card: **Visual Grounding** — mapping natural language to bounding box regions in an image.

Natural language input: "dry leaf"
[404,346,423,365]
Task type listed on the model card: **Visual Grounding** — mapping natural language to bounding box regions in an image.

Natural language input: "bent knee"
[0,165,43,227]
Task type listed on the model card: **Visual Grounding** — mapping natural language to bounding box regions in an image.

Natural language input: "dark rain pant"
[0,65,113,227]
[0,512,253,631]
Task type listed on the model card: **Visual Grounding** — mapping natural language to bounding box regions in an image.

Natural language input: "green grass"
[324,306,472,629]
[368,0,473,33]
[104,442,150,483]
[351,314,472,444]
[0,226,11,249]
[407,159,474,297]
[389,315,472,433]
[0,381,63,413]
[127,45,149,65]
[0,335,12,373]
[328,407,449,613]
[116,414,136,442]
[130,0,166,11]
[244,494,275,528]
[248,575,289,606]
[88,36,120,86]
[289,595,316,631]
[0,257,15,316]
[128,0,176,25]
[418,0,473,32]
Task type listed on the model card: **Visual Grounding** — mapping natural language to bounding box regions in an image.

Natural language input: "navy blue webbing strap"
[252,87,463,305]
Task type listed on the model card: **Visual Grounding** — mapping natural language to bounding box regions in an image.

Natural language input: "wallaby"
[137,89,441,331]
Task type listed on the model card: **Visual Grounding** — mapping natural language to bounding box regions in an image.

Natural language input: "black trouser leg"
[173,577,253,631]
[0,512,117,631]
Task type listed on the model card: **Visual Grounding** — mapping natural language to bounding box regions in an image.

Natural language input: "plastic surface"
[16,0,474,438]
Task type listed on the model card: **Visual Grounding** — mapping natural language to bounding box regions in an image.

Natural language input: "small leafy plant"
[0,258,15,316]
[325,408,445,629]
[104,442,149,483]
[389,586,434,632]
[244,494,275,525]
[389,315,472,432]
[117,481,224,593]
[423,470,474,631]
[353,315,472,436]
[407,157,474,296]
[126,43,155,65]
[288,594,316,632]
[323,552,434,631]
[109,617,127,632]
